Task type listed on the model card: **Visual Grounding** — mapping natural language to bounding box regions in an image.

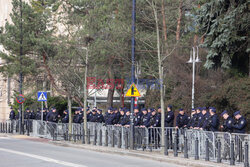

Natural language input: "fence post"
[205,138,209,161]
[195,137,199,160]
[111,130,115,147]
[99,129,102,146]
[118,131,122,148]
[74,133,76,142]
[217,139,222,163]
[230,140,235,165]
[244,142,249,167]
[82,128,85,144]
[174,133,178,157]
[125,131,129,149]
[27,121,30,136]
[87,129,90,144]
[93,128,97,145]
[5,122,7,133]
[105,129,108,147]
[184,136,188,158]
[164,133,168,156]
[239,139,243,162]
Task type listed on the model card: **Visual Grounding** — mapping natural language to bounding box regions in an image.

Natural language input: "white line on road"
[0,147,88,167]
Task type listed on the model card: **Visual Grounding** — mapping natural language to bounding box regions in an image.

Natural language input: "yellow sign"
[125,83,141,97]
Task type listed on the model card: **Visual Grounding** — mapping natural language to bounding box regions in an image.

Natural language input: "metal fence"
[1,120,249,167]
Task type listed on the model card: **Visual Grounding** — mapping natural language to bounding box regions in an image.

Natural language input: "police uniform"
[221,110,234,160]
[232,112,247,133]
[9,110,15,120]
[146,110,160,127]
[90,112,99,122]
[176,113,189,128]
[206,110,219,132]
[62,111,69,123]
[140,112,149,126]
[134,111,142,126]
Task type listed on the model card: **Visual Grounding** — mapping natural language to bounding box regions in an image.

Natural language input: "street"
[0,136,181,167]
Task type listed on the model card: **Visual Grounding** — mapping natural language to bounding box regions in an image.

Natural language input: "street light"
[187,46,201,109]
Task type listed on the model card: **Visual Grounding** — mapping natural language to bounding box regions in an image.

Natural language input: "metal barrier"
[1,120,249,166]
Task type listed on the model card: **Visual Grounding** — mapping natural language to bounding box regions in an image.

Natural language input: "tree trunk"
[161,0,167,43]
[83,47,89,143]
[68,96,72,135]
[107,58,115,108]
[176,0,183,41]
[152,1,165,151]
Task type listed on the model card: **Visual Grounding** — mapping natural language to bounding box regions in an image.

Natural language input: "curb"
[50,140,236,167]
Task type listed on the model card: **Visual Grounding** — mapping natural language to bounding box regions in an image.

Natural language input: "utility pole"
[130,0,136,150]
[19,0,23,134]
[83,46,88,143]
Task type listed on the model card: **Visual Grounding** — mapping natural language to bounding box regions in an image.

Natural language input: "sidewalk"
[0,134,242,167]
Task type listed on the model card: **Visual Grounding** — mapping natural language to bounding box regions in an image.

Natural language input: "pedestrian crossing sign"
[125,83,141,97]
[38,91,47,101]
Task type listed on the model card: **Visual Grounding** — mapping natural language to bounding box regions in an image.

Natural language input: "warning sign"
[125,83,141,97]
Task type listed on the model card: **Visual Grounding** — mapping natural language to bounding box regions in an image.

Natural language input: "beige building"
[0,0,18,122]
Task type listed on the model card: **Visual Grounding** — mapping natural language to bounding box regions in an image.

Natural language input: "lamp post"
[187,46,201,109]
[130,0,136,150]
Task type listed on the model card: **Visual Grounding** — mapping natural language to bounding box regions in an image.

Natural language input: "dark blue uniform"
[203,114,219,131]
[62,113,69,123]
[187,113,197,128]
[146,113,160,127]
[47,111,59,123]
[165,110,174,127]
[176,114,189,128]
[222,116,234,133]
[89,113,99,122]
[118,114,130,126]
[9,110,15,120]
[73,113,78,123]
[36,111,41,120]
[233,116,247,133]
[198,113,210,129]
[76,113,83,123]
[105,113,116,125]
[134,112,142,126]
[140,113,149,126]
[97,113,104,123]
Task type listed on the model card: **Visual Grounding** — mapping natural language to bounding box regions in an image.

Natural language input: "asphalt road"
[0,136,182,167]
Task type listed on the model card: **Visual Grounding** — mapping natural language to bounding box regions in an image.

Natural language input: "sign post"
[38,91,47,121]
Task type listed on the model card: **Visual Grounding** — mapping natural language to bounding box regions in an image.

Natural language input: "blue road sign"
[38,91,47,101]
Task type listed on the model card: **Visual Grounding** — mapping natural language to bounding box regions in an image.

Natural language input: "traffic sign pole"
[41,101,43,121]
[130,0,136,150]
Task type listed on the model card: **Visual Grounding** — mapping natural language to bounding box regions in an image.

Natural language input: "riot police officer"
[134,106,142,126]
[221,110,234,160]
[89,110,99,122]
[105,107,116,125]
[9,108,15,120]
[165,105,174,127]
[47,108,59,123]
[139,108,148,127]
[146,109,160,127]
[206,108,219,131]
[232,111,247,133]
[175,109,189,129]
[97,109,104,123]
[187,108,196,129]
[73,109,79,123]
[62,110,69,123]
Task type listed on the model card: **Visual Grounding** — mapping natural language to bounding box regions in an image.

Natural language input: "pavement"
[0,134,181,167]
[0,134,242,167]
